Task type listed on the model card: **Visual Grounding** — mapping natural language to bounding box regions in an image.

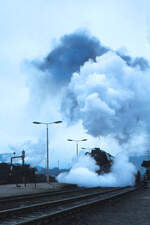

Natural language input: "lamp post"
[33,120,62,183]
[67,138,87,158]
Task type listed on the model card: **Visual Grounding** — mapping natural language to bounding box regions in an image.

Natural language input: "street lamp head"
[67,138,87,142]
[53,121,63,124]
[33,120,62,125]
[32,121,41,124]
[81,139,87,141]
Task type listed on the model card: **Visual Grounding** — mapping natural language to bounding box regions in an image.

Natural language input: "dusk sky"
[1,0,150,168]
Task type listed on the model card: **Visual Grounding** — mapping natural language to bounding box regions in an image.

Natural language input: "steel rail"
[0,184,80,202]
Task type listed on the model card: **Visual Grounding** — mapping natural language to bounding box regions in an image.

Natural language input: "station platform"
[0,182,64,198]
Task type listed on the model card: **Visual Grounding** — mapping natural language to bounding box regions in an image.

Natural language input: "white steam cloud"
[61,51,150,147]
[57,154,137,187]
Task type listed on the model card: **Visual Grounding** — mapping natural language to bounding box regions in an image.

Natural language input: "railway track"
[0,186,114,210]
[0,186,138,225]
[0,185,84,210]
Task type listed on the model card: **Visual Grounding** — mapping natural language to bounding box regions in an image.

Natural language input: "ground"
[76,188,150,225]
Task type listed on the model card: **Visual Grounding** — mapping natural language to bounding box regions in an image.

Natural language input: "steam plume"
[57,154,137,187]
[61,50,150,145]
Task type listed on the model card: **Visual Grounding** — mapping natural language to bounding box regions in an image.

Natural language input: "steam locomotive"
[86,148,141,185]
[85,147,114,174]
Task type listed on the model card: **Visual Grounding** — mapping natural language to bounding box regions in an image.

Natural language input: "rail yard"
[0,183,142,225]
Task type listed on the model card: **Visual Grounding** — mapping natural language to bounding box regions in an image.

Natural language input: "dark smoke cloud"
[33,30,108,88]
[117,52,149,71]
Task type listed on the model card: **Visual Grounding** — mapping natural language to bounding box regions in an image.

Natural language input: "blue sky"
[0,0,150,167]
